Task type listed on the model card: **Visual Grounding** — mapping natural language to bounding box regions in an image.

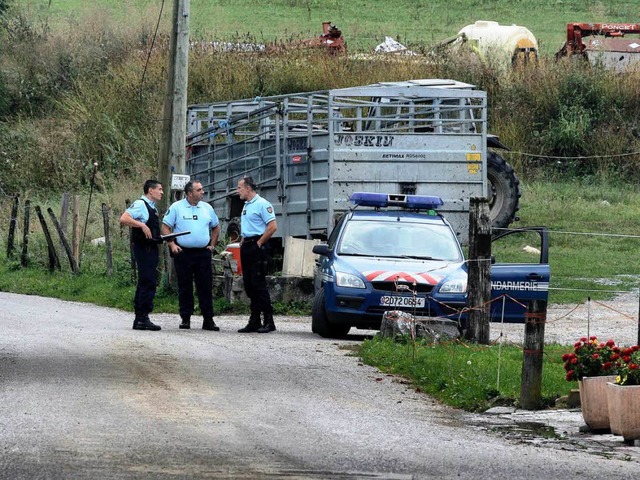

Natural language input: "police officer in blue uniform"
[119,179,164,331]
[236,176,278,333]
[161,180,221,331]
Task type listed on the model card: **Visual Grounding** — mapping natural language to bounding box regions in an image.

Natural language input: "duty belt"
[242,236,261,243]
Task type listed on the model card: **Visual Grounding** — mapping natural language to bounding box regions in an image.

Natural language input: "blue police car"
[311,192,550,338]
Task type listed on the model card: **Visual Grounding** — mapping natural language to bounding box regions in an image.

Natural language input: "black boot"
[202,317,220,331]
[238,313,261,333]
[257,313,276,333]
[179,315,191,329]
[133,315,161,331]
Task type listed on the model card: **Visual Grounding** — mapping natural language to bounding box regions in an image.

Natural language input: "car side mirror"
[313,244,331,256]
[491,255,496,264]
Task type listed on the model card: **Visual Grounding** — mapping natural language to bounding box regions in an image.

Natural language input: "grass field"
[19,0,640,55]
[501,180,640,304]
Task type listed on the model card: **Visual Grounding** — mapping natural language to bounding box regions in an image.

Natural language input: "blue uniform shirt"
[163,199,219,248]
[241,194,276,237]
[126,195,157,223]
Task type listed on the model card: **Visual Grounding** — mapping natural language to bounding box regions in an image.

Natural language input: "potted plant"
[607,345,640,440]
[562,336,620,430]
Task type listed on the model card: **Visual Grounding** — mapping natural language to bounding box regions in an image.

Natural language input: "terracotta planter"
[578,375,617,430]
[607,382,640,440]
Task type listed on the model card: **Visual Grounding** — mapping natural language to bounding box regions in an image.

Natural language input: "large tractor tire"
[311,288,351,339]
[487,151,521,229]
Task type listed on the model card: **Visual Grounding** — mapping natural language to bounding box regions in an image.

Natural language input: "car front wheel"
[312,288,351,339]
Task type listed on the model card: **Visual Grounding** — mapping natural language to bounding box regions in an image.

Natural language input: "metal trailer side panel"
[185,80,489,243]
[323,87,487,243]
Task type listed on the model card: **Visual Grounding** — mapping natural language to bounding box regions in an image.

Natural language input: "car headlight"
[335,271,366,289]
[439,278,467,294]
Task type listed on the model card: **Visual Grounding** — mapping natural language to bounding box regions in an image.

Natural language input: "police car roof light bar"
[349,192,443,210]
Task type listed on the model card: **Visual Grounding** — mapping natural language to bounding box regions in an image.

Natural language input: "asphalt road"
[1,291,639,479]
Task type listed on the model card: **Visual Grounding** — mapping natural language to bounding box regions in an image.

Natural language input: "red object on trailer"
[557,22,640,68]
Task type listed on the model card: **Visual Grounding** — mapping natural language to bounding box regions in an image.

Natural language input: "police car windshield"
[338,220,463,262]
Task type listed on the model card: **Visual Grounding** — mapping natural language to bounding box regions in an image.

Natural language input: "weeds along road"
[1,291,639,479]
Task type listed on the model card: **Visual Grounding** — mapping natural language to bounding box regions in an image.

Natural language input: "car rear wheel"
[312,288,351,338]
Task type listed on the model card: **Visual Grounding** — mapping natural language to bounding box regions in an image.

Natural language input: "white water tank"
[457,20,538,66]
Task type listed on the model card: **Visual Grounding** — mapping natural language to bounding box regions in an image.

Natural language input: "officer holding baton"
[162,180,221,331]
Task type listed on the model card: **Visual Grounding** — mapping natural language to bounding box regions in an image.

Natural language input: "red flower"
[562,336,622,382]
[615,346,640,385]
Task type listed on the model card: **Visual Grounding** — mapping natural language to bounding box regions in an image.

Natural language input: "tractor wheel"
[311,288,350,338]
[487,152,521,229]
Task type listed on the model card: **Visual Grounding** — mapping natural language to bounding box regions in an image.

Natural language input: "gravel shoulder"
[490,292,640,346]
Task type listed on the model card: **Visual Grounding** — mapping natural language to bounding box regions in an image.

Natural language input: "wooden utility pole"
[465,197,492,344]
[158,0,190,215]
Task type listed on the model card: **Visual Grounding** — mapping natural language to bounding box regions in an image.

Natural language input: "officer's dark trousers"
[133,243,159,317]
[173,247,214,319]
[240,241,273,319]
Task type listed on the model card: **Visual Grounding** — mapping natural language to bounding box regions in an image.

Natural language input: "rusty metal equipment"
[300,21,345,53]
[556,22,640,70]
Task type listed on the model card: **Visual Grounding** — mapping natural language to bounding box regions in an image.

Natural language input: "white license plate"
[379,296,425,308]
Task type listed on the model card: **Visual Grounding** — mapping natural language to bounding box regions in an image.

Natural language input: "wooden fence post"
[7,195,19,258]
[122,199,130,238]
[520,299,548,410]
[465,197,492,344]
[21,200,30,267]
[637,293,640,346]
[102,203,113,276]
[125,200,136,282]
[72,195,80,264]
[60,192,70,237]
[47,207,79,274]
[35,205,60,272]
